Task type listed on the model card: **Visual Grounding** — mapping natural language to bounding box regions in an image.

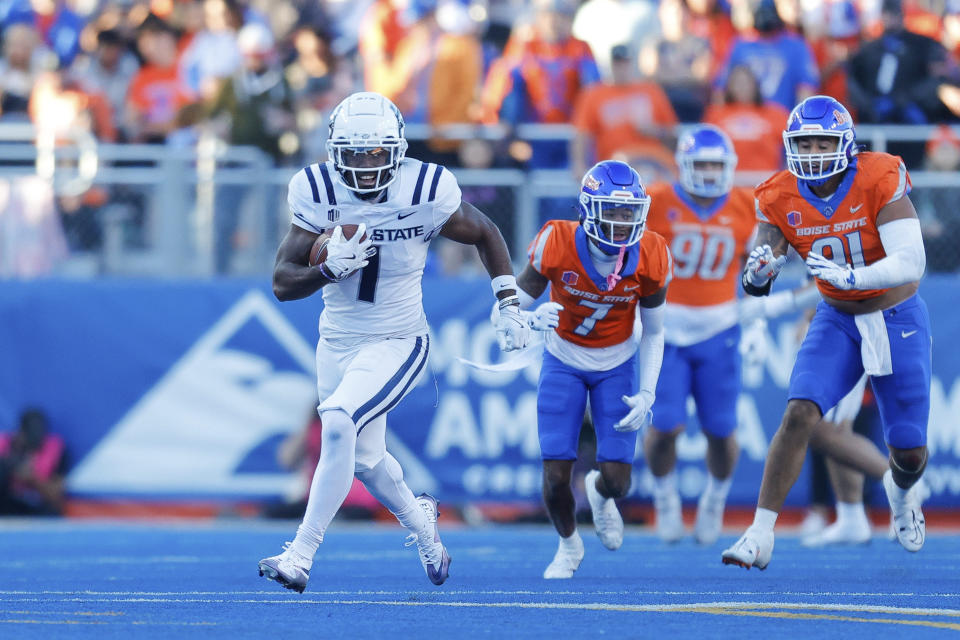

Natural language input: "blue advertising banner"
[0,276,957,507]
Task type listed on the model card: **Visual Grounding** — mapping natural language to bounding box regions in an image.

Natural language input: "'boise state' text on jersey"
[288,158,461,341]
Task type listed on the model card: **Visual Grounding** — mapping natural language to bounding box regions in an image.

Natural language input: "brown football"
[308,224,366,266]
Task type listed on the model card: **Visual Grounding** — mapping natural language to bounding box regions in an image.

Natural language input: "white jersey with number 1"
[287,158,461,344]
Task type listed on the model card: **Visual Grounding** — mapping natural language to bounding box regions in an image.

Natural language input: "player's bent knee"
[601,474,631,498]
[782,399,821,433]
[890,446,927,473]
[319,409,357,444]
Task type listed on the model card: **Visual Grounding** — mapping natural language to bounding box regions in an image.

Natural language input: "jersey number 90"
[671,232,736,280]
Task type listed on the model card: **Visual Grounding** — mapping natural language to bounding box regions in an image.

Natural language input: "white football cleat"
[653,490,684,543]
[721,525,774,570]
[405,493,452,585]
[801,515,871,547]
[585,469,624,550]
[887,479,930,542]
[258,542,312,593]
[543,535,584,579]
[884,470,926,552]
[799,510,828,543]
[693,493,725,546]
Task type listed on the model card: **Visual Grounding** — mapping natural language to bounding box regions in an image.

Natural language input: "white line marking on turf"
[1,597,960,617]
[3,590,960,598]
[1,596,959,618]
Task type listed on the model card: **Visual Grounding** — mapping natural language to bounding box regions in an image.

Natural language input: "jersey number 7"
[574,300,614,336]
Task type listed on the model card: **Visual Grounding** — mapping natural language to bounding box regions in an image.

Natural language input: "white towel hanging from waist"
[457,339,545,372]
[854,310,893,376]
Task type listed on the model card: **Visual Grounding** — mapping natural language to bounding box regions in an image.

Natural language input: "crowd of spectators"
[1,0,960,273]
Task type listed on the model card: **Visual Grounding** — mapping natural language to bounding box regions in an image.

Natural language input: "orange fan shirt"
[755,152,911,301]
[702,102,789,173]
[572,82,679,161]
[527,220,671,348]
[646,183,756,307]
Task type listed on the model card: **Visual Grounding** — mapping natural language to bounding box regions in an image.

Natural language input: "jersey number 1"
[357,247,380,303]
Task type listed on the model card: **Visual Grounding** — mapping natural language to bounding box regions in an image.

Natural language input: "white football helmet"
[326,92,409,194]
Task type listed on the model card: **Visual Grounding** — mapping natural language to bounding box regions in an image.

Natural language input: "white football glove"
[523,301,563,331]
[495,302,530,352]
[805,251,856,290]
[322,224,375,281]
[744,245,787,288]
[615,389,655,432]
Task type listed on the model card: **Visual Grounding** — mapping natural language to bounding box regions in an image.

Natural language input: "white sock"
[560,529,583,550]
[836,501,866,524]
[652,471,679,502]
[703,473,733,504]
[885,469,910,500]
[290,409,358,559]
[356,453,427,535]
[751,507,778,532]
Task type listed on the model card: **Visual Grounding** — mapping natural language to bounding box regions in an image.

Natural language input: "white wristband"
[491,275,518,296]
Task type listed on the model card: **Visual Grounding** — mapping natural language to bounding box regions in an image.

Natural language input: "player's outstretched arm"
[806,195,926,291]
[441,201,530,351]
[272,224,331,301]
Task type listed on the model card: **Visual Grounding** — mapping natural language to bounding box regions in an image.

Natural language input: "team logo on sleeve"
[328,208,340,223]
[787,211,802,227]
[562,271,579,285]
[667,208,679,222]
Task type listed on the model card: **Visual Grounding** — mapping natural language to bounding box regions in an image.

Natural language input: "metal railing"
[0,122,958,278]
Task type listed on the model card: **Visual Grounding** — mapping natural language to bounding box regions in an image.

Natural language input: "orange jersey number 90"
[671,232,736,280]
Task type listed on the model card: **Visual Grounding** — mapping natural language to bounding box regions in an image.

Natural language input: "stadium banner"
[0,276,957,507]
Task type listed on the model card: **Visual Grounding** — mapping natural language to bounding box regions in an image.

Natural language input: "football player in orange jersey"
[722,95,931,570]
[644,125,821,545]
[495,160,671,578]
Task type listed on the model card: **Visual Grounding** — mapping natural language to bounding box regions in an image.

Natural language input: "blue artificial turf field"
[1,520,959,639]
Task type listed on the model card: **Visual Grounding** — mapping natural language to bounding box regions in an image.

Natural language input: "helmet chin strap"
[606,245,626,291]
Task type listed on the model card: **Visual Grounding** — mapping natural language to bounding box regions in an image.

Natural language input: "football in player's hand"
[308,224,365,266]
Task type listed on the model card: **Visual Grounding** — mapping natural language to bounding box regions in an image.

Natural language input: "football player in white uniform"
[258,92,529,592]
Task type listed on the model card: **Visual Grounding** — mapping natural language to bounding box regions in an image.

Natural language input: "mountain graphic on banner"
[68,290,317,496]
